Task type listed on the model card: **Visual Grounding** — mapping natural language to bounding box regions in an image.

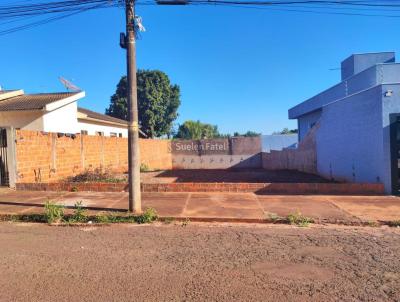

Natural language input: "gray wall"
[341,52,395,80]
[382,84,400,193]
[171,137,262,169]
[261,134,297,153]
[316,85,387,191]
[297,110,321,141]
[289,63,400,120]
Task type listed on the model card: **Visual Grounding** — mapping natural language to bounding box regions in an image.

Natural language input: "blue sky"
[1,4,399,134]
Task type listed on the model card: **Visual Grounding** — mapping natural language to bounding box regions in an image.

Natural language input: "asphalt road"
[0,222,399,302]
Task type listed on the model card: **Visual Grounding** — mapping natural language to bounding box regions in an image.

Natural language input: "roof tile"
[0,92,78,111]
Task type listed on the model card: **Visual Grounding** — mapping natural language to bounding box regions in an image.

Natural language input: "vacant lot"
[141,169,331,183]
[0,223,399,302]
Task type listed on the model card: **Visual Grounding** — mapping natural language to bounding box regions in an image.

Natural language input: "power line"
[0,0,399,37]
[208,2,400,18]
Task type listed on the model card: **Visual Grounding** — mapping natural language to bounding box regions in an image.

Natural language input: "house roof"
[77,107,147,137]
[0,92,80,111]
[78,107,128,125]
[0,90,14,95]
[0,89,147,136]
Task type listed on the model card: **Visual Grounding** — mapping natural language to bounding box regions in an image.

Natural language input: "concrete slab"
[184,193,264,219]
[0,191,65,214]
[0,190,399,224]
[327,196,400,222]
[54,192,128,210]
[141,192,189,217]
[257,195,358,222]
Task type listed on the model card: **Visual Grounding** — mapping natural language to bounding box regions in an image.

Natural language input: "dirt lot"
[141,169,331,183]
[0,223,399,302]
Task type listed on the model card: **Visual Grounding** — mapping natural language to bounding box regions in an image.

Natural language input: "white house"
[0,89,137,137]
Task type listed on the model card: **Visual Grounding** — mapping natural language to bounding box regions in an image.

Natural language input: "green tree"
[174,120,221,140]
[106,70,181,138]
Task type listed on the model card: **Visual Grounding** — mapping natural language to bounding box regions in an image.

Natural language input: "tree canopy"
[106,70,180,138]
[174,120,222,140]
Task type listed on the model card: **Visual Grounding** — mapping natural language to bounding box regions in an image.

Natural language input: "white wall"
[77,120,128,137]
[0,103,127,138]
[42,101,79,134]
[0,111,44,130]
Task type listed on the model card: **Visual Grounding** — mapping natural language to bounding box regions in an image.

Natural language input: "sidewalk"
[0,189,399,224]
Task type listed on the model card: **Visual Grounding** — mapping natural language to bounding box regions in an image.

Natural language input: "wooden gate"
[0,128,9,186]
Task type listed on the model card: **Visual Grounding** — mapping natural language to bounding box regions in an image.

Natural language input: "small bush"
[135,208,158,224]
[44,201,64,224]
[71,186,78,192]
[69,201,87,223]
[140,163,150,172]
[287,211,312,227]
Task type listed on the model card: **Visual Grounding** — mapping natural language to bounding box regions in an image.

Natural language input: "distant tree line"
[272,128,298,135]
[173,120,261,140]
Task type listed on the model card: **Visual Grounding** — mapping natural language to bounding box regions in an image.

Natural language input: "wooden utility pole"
[125,0,142,213]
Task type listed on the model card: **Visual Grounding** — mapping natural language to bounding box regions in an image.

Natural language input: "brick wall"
[15,130,172,183]
[140,139,172,170]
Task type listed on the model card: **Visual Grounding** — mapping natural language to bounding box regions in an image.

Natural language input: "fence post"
[6,127,17,188]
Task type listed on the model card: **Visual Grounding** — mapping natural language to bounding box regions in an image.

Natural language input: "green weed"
[181,218,190,227]
[95,213,111,223]
[140,163,150,172]
[287,211,312,227]
[388,220,400,227]
[266,212,281,222]
[135,208,158,224]
[44,201,64,224]
[69,201,87,223]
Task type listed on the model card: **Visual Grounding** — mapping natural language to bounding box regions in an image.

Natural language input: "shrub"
[44,201,64,224]
[287,211,312,227]
[68,168,126,183]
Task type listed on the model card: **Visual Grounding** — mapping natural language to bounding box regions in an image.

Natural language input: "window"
[118,133,123,138]
[110,132,117,137]
[81,130,88,135]
[95,131,104,136]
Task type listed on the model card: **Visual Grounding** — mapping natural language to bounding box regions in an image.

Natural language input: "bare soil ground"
[0,222,399,302]
[140,169,331,183]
